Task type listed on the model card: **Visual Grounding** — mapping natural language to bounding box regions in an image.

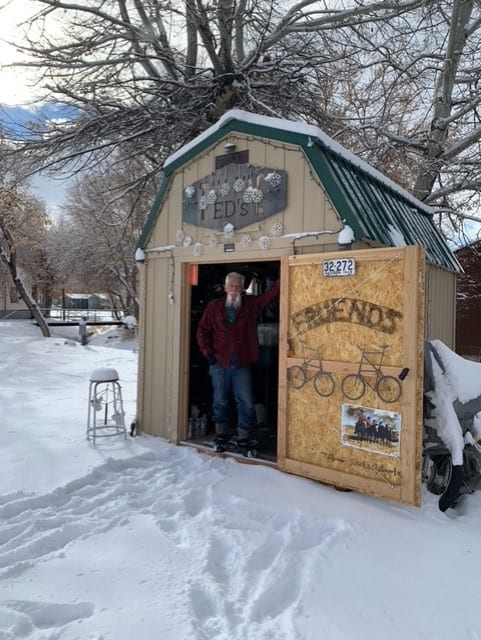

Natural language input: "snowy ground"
[1,320,480,640]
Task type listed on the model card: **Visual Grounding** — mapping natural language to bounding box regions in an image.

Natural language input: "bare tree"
[47,159,154,317]
[0,172,52,336]
[5,3,427,179]
[5,0,481,232]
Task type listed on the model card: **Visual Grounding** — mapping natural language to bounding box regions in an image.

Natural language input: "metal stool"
[87,368,127,442]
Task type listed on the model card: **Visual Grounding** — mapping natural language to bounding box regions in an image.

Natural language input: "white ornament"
[251,188,264,203]
[219,182,231,196]
[184,185,196,199]
[233,178,245,192]
[223,223,234,238]
[270,222,284,236]
[193,242,204,257]
[183,235,193,247]
[241,234,252,247]
[206,189,217,204]
[199,195,207,210]
[243,186,255,203]
[264,171,282,188]
[176,229,186,244]
[258,235,271,250]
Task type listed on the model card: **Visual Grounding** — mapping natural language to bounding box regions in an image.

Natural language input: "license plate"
[322,258,356,277]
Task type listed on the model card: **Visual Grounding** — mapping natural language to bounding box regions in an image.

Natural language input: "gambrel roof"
[139,109,460,272]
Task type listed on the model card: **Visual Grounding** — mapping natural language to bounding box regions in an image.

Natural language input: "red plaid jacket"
[197,280,280,368]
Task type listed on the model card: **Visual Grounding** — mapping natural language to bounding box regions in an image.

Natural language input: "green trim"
[136,173,173,249]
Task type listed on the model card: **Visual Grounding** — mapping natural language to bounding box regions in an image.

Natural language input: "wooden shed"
[136,109,460,506]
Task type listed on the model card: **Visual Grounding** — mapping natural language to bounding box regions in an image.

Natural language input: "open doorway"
[188,260,280,461]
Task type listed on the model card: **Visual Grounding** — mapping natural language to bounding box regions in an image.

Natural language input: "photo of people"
[341,403,401,457]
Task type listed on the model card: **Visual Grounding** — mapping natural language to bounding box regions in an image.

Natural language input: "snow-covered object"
[430,340,481,403]
[426,339,481,464]
[90,368,120,382]
[426,353,464,465]
[338,225,355,245]
[134,248,145,262]
[123,316,137,330]
[149,244,176,253]
[388,224,407,247]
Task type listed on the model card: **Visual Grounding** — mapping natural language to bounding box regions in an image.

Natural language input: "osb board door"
[277,246,425,506]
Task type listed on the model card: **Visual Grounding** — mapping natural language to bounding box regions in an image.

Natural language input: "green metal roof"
[138,110,460,272]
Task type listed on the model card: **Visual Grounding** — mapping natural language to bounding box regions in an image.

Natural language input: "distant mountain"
[0,103,77,139]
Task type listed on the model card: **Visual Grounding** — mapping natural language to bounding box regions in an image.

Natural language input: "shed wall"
[424,265,456,348]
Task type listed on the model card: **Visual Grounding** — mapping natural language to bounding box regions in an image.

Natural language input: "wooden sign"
[182,163,287,229]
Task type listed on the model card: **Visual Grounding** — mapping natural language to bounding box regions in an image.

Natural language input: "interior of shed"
[188,260,280,460]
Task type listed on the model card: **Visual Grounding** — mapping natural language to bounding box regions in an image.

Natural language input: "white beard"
[225,293,242,309]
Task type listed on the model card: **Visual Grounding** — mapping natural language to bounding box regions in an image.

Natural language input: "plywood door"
[277,246,425,506]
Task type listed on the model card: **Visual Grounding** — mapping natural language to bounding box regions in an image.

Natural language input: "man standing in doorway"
[197,272,279,452]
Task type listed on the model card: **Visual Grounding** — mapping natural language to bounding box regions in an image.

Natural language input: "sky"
[1,319,481,640]
[0,0,70,218]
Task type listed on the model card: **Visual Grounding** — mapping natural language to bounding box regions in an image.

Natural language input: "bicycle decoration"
[287,341,335,397]
[341,344,401,404]
[287,342,404,404]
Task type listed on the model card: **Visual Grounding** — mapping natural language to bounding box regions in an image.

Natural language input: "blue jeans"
[209,362,254,436]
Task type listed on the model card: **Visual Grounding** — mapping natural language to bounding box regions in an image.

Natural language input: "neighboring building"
[0,265,35,319]
[135,109,460,506]
[455,240,481,360]
[64,293,105,310]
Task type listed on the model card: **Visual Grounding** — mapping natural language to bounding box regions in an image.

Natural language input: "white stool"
[87,368,127,442]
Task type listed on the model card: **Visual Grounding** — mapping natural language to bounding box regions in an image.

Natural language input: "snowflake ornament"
[184,185,196,199]
[193,242,204,257]
[251,188,264,203]
[270,222,284,237]
[258,235,271,250]
[219,182,231,196]
[243,186,255,203]
[206,189,217,204]
[241,234,252,248]
[176,229,186,244]
[183,235,193,247]
[233,178,245,193]
[264,171,282,188]
[223,223,235,238]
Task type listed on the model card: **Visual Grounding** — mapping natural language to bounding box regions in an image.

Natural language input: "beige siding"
[138,254,178,439]
[425,264,457,348]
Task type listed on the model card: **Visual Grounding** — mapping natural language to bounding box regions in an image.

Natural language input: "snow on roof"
[163,109,434,216]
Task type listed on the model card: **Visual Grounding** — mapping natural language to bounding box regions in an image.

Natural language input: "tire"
[287,365,306,389]
[313,372,335,397]
[342,374,365,401]
[424,453,452,495]
[376,375,402,403]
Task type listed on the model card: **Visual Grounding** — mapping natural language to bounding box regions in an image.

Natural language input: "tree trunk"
[0,251,51,337]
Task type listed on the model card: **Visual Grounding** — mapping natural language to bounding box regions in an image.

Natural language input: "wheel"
[287,365,306,389]
[424,454,452,495]
[342,374,365,401]
[313,371,335,397]
[376,375,402,403]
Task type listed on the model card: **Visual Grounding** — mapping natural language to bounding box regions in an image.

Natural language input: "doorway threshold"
[180,440,278,467]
